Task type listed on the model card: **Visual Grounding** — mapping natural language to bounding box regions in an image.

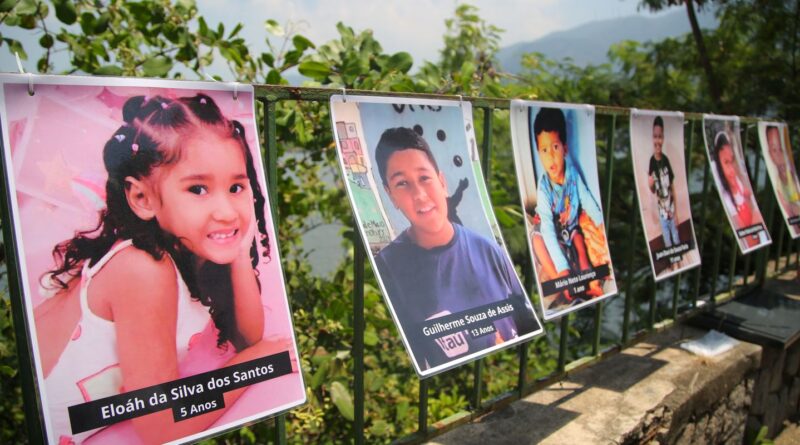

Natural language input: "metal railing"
[3,84,798,444]
[253,85,799,444]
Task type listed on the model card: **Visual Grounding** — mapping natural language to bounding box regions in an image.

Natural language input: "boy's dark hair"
[533,108,567,148]
[653,116,664,130]
[375,127,439,187]
[766,125,780,137]
[46,94,269,351]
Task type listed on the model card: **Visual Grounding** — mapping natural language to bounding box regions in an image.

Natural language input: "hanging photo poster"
[629,109,701,280]
[758,121,800,238]
[0,74,305,444]
[703,114,771,253]
[510,101,617,320]
[330,95,543,377]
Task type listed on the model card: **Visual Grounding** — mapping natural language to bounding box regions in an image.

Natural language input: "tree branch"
[685,0,723,111]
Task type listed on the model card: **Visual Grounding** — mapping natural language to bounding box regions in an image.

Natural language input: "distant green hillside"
[497,8,717,72]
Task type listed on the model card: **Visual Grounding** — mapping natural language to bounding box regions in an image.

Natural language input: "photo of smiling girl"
[758,121,800,238]
[0,76,305,444]
[703,115,771,254]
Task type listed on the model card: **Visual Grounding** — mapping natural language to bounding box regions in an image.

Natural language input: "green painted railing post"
[518,343,529,397]
[672,274,681,320]
[708,220,725,306]
[728,239,738,296]
[472,106,494,411]
[692,162,711,305]
[685,120,695,173]
[758,182,777,285]
[669,119,694,316]
[557,316,569,372]
[264,100,279,224]
[622,194,639,345]
[481,107,493,181]
[418,379,429,435]
[471,359,483,410]
[775,224,786,273]
[594,115,616,355]
[273,417,286,445]
[648,278,657,329]
[518,247,535,395]
[743,125,760,285]
[353,228,366,445]
[261,98,287,445]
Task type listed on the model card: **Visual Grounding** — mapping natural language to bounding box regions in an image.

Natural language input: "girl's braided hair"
[46,93,269,351]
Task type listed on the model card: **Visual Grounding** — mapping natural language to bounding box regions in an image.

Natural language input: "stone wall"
[622,374,755,444]
[432,326,762,445]
[747,341,800,439]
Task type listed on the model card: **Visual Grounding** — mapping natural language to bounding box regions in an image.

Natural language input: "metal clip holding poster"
[231,81,240,100]
[14,52,34,96]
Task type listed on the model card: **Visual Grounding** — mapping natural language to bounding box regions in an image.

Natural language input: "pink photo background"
[3,81,303,442]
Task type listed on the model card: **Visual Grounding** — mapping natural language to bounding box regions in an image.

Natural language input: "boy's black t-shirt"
[649,155,675,217]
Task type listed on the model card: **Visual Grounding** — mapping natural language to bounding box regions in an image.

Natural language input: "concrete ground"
[775,420,800,445]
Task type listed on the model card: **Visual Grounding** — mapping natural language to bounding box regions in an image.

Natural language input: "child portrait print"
[703,115,771,254]
[758,121,800,239]
[0,75,305,444]
[330,95,543,378]
[629,110,701,280]
[510,100,618,320]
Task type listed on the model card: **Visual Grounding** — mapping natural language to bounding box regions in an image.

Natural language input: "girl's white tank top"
[44,240,210,444]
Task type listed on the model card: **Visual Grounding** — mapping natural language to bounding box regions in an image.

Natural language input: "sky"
[1,0,671,77]
[199,0,658,64]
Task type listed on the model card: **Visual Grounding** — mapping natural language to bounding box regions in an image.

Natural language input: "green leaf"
[229,23,243,39]
[364,329,378,346]
[0,0,16,13]
[93,13,110,34]
[484,81,503,97]
[54,0,78,25]
[266,69,282,85]
[309,360,329,389]
[298,60,332,80]
[369,419,391,437]
[38,34,54,49]
[6,39,27,60]
[261,53,275,67]
[386,52,413,73]
[15,0,37,16]
[292,34,315,51]
[95,65,123,76]
[198,17,209,38]
[141,56,172,77]
[265,19,284,37]
[329,381,354,421]
[283,49,301,67]
[459,61,476,82]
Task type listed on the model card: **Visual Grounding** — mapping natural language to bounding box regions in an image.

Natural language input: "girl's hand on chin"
[238,212,258,259]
